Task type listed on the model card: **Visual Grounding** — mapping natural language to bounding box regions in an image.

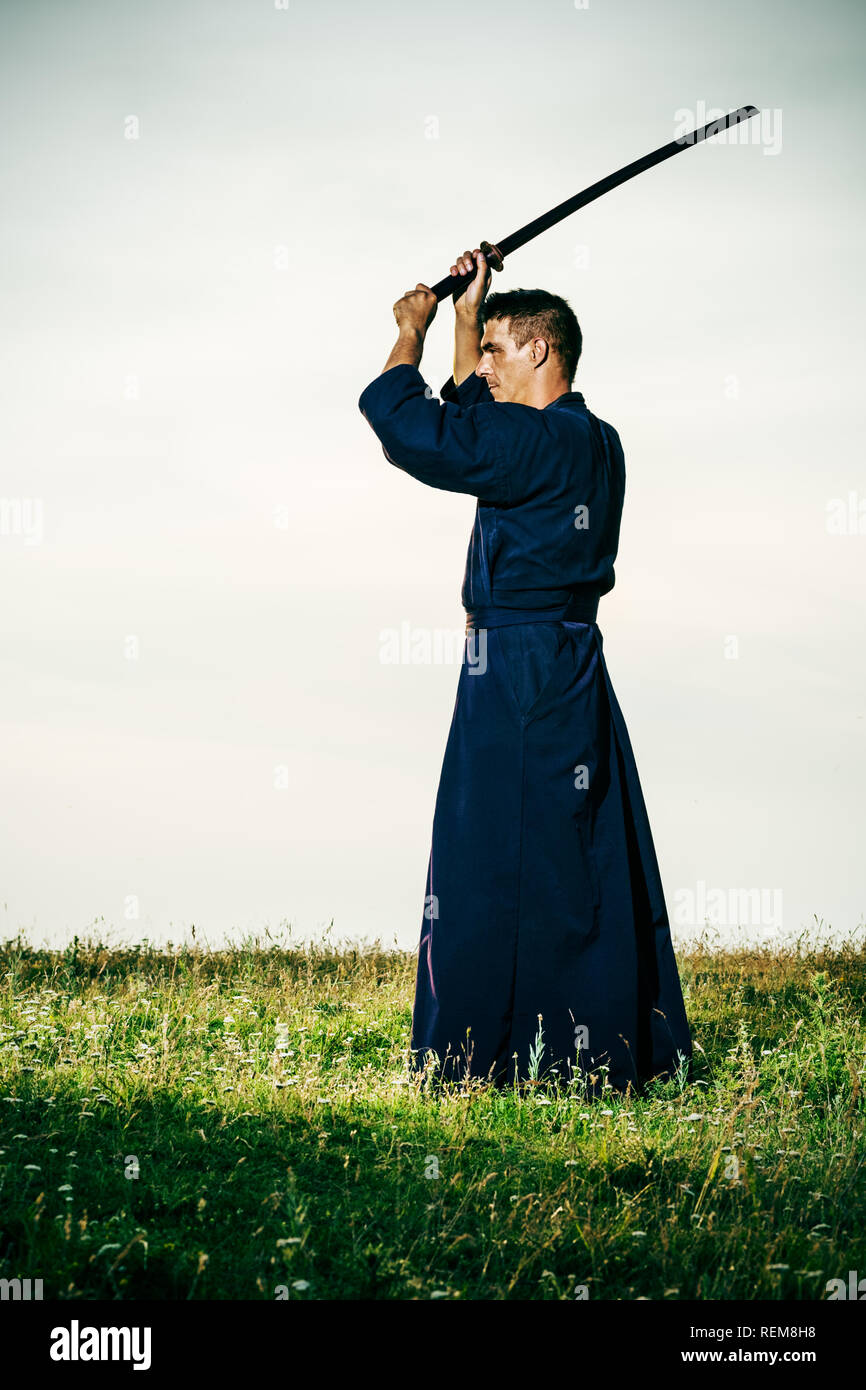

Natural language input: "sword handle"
[431,241,504,303]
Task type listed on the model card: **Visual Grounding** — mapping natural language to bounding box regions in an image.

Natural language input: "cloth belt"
[465,593,599,632]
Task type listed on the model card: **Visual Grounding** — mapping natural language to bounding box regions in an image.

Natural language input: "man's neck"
[521,378,572,410]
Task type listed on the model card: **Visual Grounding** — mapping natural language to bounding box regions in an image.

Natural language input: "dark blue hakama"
[359,364,691,1092]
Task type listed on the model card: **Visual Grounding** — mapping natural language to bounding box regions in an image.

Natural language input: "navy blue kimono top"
[358,364,625,614]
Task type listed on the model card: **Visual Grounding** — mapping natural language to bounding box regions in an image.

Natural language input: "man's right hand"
[450,248,492,317]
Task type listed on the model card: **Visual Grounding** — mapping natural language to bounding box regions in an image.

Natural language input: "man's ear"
[529,337,550,368]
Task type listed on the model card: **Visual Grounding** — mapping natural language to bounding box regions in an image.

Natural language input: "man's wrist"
[382,324,425,374]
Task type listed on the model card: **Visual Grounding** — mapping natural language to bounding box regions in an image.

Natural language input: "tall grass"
[0,931,863,1299]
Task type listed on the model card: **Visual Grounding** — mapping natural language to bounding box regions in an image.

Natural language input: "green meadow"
[0,931,864,1300]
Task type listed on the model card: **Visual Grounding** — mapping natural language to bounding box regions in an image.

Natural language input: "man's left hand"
[393,283,438,336]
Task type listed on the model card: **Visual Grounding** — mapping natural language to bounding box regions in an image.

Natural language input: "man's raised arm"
[358,263,508,501]
[451,247,490,386]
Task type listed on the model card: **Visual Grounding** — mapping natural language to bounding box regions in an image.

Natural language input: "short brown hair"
[482,289,582,384]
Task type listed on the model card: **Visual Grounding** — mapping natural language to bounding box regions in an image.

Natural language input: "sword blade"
[431,105,759,301]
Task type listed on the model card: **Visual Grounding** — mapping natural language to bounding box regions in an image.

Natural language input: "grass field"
[1,930,864,1301]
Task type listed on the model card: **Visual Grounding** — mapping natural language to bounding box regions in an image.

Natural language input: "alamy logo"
[674,101,783,156]
[0,497,43,545]
[826,1271,866,1300]
[49,1321,152,1371]
[673,880,782,932]
[0,1277,43,1300]
[379,622,487,674]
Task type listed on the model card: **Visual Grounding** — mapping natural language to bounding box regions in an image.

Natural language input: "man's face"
[475,317,539,404]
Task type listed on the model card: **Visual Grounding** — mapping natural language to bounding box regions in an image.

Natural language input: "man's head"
[476,289,582,407]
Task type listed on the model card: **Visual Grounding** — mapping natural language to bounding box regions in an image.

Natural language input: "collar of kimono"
[544,391,586,410]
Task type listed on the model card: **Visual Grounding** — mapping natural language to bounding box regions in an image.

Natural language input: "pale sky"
[1,0,864,951]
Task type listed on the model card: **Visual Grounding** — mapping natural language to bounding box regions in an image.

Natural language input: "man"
[358,247,691,1094]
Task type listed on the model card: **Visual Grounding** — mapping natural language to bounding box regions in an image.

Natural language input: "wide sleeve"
[358,363,508,501]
